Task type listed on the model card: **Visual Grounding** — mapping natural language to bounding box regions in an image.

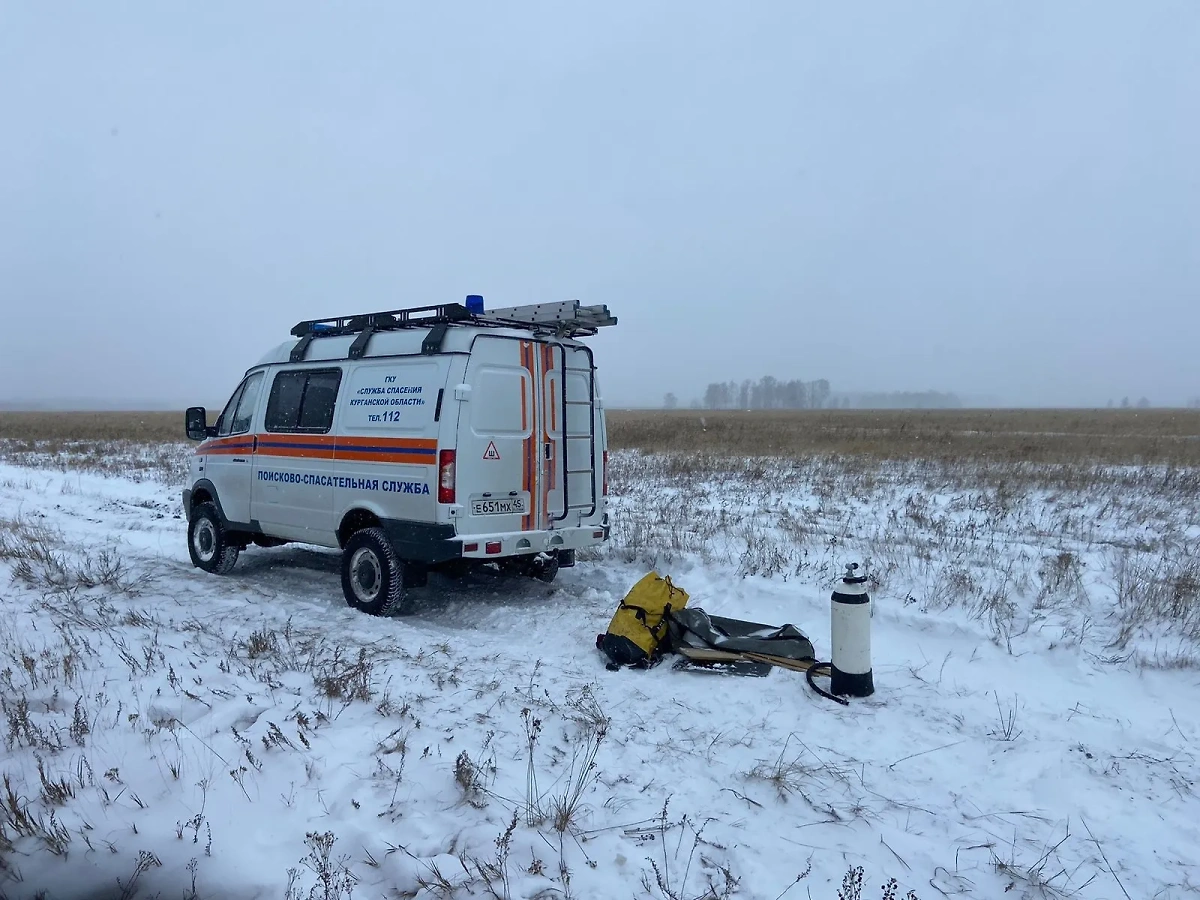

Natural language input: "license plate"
[471,497,527,516]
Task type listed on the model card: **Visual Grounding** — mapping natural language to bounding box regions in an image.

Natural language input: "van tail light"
[438,450,456,504]
[602,450,609,496]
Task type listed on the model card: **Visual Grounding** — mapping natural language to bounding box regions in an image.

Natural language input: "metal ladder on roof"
[483,300,617,337]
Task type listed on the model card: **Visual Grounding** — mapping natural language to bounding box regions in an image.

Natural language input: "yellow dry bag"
[597,572,689,668]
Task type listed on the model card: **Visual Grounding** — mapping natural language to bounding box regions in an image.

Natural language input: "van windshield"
[216,382,245,437]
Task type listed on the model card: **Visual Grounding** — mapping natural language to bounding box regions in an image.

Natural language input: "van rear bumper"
[455,523,609,560]
[374,518,610,564]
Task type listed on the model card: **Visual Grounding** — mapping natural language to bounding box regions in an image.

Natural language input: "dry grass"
[4,408,1200,468]
[609,408,1200,466]
[7,408,1200,465]
[0,411,186,443]
[0,412,194,483]
[600,445,1200,660]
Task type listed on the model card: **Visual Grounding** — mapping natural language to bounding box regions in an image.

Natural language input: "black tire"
[532,553,560,584]
[437,559,473,581]
[497,557,528,577]
[341,527,410,616]
[498,553,560,583]
[405,562,429,589]
[187,502,240,575]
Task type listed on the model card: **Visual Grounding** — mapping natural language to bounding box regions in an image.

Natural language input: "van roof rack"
[291,300,616,339]
[288,300,617,362]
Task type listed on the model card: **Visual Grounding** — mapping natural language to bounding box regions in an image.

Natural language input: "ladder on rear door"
[555,344,598,522]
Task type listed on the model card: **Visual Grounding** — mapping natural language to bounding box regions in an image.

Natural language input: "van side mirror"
[185,407,214,441]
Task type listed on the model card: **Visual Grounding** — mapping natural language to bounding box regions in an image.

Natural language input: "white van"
[182,298,614,615]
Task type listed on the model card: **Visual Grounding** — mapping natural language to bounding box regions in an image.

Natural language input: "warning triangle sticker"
[483,441,501,460]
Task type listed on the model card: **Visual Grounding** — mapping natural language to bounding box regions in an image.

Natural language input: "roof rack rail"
[290,299,616,349]
[291,303,473,338]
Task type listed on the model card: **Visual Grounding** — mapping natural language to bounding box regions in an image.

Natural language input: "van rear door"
[455,336,540,535]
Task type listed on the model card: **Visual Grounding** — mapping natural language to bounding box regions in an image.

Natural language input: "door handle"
[232,457,248,463]
[543,442,552,460]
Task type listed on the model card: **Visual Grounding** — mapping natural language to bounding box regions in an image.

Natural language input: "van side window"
[298,371,341,430]
[266,369,343,434]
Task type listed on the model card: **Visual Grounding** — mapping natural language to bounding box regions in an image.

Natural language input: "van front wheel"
[188,502,240,575]
[341,528,411,616]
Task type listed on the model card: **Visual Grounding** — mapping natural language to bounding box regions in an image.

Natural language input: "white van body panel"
[187,317,610,565]
[330,356,449,533]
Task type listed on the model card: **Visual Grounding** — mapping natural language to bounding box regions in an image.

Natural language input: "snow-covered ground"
[1,448,1198,900]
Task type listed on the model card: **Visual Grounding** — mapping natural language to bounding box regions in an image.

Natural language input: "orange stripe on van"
[521,341,535,531]
[335,436,437,451]
[541,343,554,525]
[519,347,528,432]
[261,434,337,446]
[257,446,336,460]
[198,435,255,455]
[200,432,438,464]
[253,433,437,464]
[330,452,436,465]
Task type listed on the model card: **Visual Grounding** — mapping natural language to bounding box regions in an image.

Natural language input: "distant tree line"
[684,380,962,410]
[699,377,832,410]
[667,389,1199,410]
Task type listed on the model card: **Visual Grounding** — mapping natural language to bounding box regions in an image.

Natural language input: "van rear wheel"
[341,528,411,616]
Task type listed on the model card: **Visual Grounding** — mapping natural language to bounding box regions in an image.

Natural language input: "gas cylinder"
[831,563,874,697]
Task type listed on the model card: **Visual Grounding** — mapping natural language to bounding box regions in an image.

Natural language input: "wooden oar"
[678,646,817,674]
[741,653,818,673]
[677,647,748,663]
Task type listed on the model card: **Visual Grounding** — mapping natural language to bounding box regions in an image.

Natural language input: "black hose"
[806,662,850,706]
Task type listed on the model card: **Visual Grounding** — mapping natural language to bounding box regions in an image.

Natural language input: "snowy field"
[1,439,1199,900]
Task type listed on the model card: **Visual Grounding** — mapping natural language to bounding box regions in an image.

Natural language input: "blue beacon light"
[464,295,485,314]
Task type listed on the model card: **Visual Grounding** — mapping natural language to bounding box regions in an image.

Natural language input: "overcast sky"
[1,2,1197,409]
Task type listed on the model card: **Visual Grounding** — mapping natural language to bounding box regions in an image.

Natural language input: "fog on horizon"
[1,2,1197,411]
